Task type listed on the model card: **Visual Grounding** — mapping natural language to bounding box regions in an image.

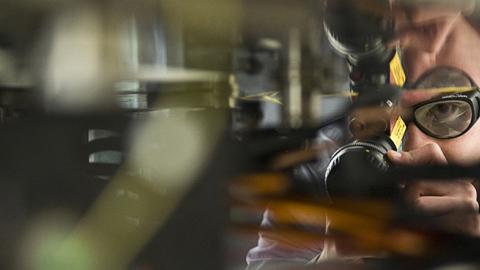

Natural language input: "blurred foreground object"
[0,0,238,269]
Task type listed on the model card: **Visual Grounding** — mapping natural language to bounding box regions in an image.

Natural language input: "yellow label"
[390,116,406,150]
[389,51,406,87]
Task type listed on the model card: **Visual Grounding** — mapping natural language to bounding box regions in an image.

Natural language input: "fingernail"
[388,150,402,160]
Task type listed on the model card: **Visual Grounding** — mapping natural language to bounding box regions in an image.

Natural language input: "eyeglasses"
[412,89,480,139]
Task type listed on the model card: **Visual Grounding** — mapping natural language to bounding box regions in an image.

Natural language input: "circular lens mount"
[324,136,397,201]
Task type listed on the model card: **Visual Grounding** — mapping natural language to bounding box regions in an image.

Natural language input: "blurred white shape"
[287,28,302,128]
[129,107,221,192]
[133,66,226,83]
[258,38,282,50]
[42,4,114,111]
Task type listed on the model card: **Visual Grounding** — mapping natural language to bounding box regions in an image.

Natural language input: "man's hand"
[387,143,480,235]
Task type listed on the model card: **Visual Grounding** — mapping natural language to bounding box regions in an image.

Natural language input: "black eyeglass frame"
[411,88,480,139]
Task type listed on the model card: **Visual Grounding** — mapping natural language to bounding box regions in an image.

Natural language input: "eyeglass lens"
[414,100,473,138]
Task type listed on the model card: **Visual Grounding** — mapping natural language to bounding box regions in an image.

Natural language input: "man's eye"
[430,103,462,119]
[415,100,473,137]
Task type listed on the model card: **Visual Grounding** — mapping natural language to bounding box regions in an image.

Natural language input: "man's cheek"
[442,123,480,165]
[442,143,480,165]
[402,124,434,152]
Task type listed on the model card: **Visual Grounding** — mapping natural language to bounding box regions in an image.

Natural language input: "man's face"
[395,4,480,165]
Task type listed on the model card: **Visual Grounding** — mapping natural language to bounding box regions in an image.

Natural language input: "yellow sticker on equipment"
[390,51,406,87]
[390,116,406,150]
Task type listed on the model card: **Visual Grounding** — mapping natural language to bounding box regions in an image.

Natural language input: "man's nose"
[403,123,435,151]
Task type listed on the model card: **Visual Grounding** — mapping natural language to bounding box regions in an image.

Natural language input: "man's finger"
[387,143,447,166]
[404,180,476,199]
[411,195,479,216]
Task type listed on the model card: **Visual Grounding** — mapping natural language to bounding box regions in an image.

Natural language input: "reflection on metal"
[88,129,123,167]
[239,91,281,105]
[229,74,240,108]
[116,93,148,110]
